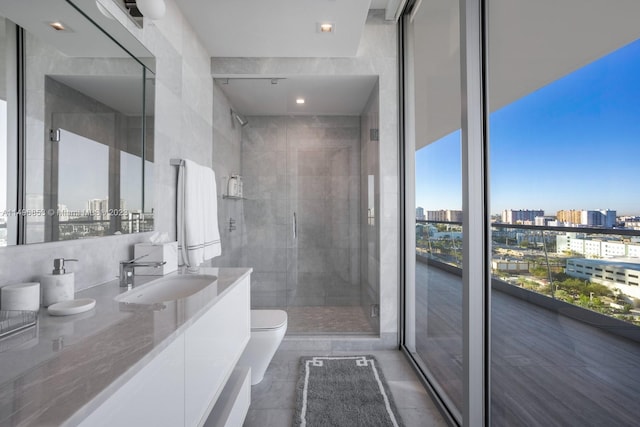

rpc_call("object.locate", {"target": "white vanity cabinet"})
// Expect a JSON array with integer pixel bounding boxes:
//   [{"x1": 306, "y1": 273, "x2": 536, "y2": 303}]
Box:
[
  {"x1": 78, "y1": 335, "x2": 186, "y2": 427},
  {"x1": 185, "y1": 275, "x2": 250, "y2": 426},
  {"x1": 78, "y1": 275, "x2": 250, "y2": 427}
]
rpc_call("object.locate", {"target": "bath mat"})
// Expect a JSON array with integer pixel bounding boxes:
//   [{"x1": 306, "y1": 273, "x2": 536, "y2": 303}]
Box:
[{"x1": 294, "y1": 355, "x2": 404, "y2": 427}]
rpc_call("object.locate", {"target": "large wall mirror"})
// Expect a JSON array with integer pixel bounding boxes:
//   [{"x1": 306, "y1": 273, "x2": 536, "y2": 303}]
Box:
[{"x1": 0, "y1": 0, "x2": 155, "y2": 246}]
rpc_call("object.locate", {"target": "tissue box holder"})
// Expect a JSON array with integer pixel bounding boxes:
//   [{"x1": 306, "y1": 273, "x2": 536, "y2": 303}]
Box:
[{"x1": 134, "y1": 242, "x2": 178, "y2": 275}]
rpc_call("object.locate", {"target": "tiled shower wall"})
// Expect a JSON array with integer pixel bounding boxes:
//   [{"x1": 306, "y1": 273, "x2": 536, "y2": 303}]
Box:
[
  {"x1": 242, "y1": 116, "x2": 362, "y2": 308},
  {"x1": 208, "y1": 81, "x2": 245, "y2": 268}
]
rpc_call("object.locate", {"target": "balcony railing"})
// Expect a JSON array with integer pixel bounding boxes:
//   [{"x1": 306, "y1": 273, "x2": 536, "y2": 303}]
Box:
[
  {"x1": 416, "y1": 220, "x2": 640, "y2": 329},
  {"x1": 57, "y1": 215, "x2": 154, "y2": 240}
]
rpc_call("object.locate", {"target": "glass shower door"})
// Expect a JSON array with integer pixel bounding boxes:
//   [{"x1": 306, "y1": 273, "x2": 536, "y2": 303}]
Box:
[
  {"x1": 239, "y1": 108, "x2": 379, "y2": 335},
  {"x1": 285, "y1": 116, "x2": 375, "y2": 335}
]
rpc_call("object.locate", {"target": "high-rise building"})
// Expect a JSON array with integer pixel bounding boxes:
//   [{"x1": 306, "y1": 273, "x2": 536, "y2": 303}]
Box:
[
  {"x1": 557, "y1": 209, "x2": 616, "y2": 228},
  {"x1": 501, "y1": 209, "x2": 544, "y2": 224},
  {"x1": 416, "y1": 207, "x2": 425, "y2": 221},
  {"x1": 87, "y1": 198, "x2": 109, "y2": 221},
  {"x1": 427, "y1": 209, "x2": 463, "y2": 222},
  {"x1": 557, "y1": 209, "x2": 582, "y2": 224}
]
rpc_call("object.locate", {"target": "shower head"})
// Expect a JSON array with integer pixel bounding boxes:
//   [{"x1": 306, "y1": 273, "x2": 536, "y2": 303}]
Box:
[{"x1": 230, "y1": 109, "x2": 248, "y2": 127}]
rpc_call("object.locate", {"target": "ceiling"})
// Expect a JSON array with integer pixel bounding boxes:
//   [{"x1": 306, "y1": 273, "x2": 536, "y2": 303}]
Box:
[
  {"x1": 175, "y1": 0, "x2": 374, "y2": 58},
  {"x1": 216, "y1": 76, "x2": 378, "y2": 116},
  {"x1": 0, "y1": 0, "x2": 153, "y2": 61},
  {"x1": 0, "y1": 0, "x2": 127, "y2": 58},
  {"x1": 173, "y1": 0, "x2": 390, "y2": 116}
]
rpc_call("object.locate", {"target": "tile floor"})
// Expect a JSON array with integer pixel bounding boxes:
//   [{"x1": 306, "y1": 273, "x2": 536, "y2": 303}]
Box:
[
  {"x1": 285, "y1": 306, "x2": 377, "y2": 335},
  {"x1": 243, "y1": 348, "x2": 448, "y2": 427}
]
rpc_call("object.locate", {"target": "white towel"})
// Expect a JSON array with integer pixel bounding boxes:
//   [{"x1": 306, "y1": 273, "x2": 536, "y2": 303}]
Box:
[{"x1": 177, "y1": 159, "x2": 221, "y2": 267}]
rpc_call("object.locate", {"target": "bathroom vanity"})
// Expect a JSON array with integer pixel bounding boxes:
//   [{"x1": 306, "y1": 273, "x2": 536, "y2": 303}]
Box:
[{"x1": 0, "y1": 268, "x2": 252, "y2": 427}]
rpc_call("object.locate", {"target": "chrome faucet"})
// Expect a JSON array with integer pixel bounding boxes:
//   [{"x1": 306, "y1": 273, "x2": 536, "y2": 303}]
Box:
[{"x1": 119, "y1": 255, "x2": 166, "y2": 288}]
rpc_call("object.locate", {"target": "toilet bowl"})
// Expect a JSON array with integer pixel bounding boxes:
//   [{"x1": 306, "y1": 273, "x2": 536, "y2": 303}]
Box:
[{"x1": 238, "y1": 309, "x2": 287, "y2": 385}]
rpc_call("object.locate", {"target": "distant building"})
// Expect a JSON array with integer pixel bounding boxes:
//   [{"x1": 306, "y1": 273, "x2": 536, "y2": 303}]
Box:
[
  {"x1": 427, "y1": 210, "x2": 463, "y2": 223},
  {"x1": 535, "y1": 216, "x2": 555, "y2": 226},
  {"x1": 492, "y1": 260, "x2": 530, "y2": 272},
  {"x1": 556, "y1": 233, "x2": 640, "y2": 258},
  {"x1": 620, "y1": 216, "x2": 640, "y2": 230},
  {"x1": 416, "y1": 207, "x2": 425, "y2": 221},
  {"x1": 565, "y1": 258, "x2": 640, "y2": 299},
  {"x1": 625, "y1": 221, "x2": 640, "y2": 230},
  {"x1": 502, "y1": 209, "x2": 544, "y2": 225},
  {"x1": 87, "y1": 198, "x2": 109, "y2": 221},
  {"x1": 556, "y1": 209, "x2": 616, "y2": 228},
  {"x1": 557, "y1": 210, "x2": 582, "y2": 224},
  {"x1": 583, "y1": 210, "x2": 616, "y2": 228}
]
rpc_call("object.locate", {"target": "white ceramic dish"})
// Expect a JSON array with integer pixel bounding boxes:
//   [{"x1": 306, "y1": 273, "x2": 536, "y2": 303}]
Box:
[{"x1": 48, "y1": 298, "x2": 96, "y2": 316}]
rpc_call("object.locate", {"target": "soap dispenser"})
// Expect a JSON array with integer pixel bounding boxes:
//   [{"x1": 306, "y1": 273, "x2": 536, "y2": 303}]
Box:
[{"x1": 41, "y1": 258, "x2": 78, "y2": 307}]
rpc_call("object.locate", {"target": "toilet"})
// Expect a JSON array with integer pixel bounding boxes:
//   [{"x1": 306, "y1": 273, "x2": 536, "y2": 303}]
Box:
[{"x1": 238, "y1": 309, "x2": 288, "y2": 385}]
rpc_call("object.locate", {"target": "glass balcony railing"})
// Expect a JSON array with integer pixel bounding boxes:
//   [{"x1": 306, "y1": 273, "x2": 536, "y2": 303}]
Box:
[
  {"x1": 57, "y1": 214, "x2": 154, "y2": 241},
  {"x1": 416, "y1": 220, "x2": 640, "y2": 327}
]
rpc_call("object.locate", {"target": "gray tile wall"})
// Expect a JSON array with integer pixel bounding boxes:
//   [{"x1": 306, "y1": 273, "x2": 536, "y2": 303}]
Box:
[
  {"x1": 0, "y1": 0, "x2": 215, "y2": 291},
  {"x1": 242, "y1": 116, "x2": 362, "y2": 308},
  {"x1": 209, "y1": 81, "x2": 246, "y2": 268}
]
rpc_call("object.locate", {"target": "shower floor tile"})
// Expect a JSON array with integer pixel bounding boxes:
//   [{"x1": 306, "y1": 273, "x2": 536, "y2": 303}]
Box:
[{"x1": 285, "y1": 306, "x2": 377, "y2": 335}]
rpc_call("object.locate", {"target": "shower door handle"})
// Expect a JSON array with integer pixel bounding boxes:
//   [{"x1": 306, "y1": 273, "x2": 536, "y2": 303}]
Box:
[{"x1": 293, "y1": 212, "x2": 297, "y2": 239}]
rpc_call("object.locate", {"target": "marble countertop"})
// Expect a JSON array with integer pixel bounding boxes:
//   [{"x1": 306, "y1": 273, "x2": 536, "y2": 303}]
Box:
[{"x1": 0, "y1": 267, "x2": 252, "y2": 427}]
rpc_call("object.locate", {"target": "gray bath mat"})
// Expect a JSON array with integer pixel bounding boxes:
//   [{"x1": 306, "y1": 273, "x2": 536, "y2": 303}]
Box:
[{"x1": 293, "y1": 355, "x2": 404, "y2": 427}]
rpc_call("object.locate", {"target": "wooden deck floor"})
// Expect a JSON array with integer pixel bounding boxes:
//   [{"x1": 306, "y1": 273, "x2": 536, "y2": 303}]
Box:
[{"x1": 415, "y1": 262, "x2": 640, "y2": 426}]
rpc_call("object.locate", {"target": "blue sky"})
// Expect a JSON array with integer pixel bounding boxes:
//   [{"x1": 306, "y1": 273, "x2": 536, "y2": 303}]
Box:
[{"x1": 416, "y1": 38, "x2": 640, "y2": 216}]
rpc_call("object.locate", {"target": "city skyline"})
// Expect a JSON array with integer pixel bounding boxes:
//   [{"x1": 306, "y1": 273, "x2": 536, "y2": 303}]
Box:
[{"x1": 416, "y1": 37, "x2": 640, "y2": 216}]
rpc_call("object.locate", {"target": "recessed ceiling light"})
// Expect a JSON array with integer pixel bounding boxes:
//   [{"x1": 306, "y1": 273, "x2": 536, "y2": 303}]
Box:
[
  {"x1": 317, "y1": 22, "x2": 334, "y2": 33},
  {"x1": 49, "y1": 22, "x2": 67, "y2": 31},
  {"x1": 296, "y1": 98, "x2": 305, "y2": 105}
]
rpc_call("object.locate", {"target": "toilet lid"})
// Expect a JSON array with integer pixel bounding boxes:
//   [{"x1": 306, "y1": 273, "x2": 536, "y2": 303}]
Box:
[{"x1": 251, "y1": 310, "x2": 287, "y2": 331}]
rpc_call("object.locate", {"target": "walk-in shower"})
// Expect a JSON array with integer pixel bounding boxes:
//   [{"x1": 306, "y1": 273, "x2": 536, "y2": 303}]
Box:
[{"x1": 215, "y1": 76, "x2": 380, "y2": 335}]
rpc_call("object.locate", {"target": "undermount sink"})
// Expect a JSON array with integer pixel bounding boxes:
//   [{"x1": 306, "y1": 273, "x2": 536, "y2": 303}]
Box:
[{"x1": 115, "y1": 275, "x2": 217, "y2": 305}]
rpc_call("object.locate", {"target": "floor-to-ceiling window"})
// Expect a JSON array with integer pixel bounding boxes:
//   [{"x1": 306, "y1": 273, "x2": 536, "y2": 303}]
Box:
[
  {"x1": 402, "y1": 0, "x2": 640, "y2": 425},
  {"x1": 488, "y1": 1, "x2": 640, "y2": 425},
  {"x1": 402, "y1": 0, "x2": 466, "y2": 423}
]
